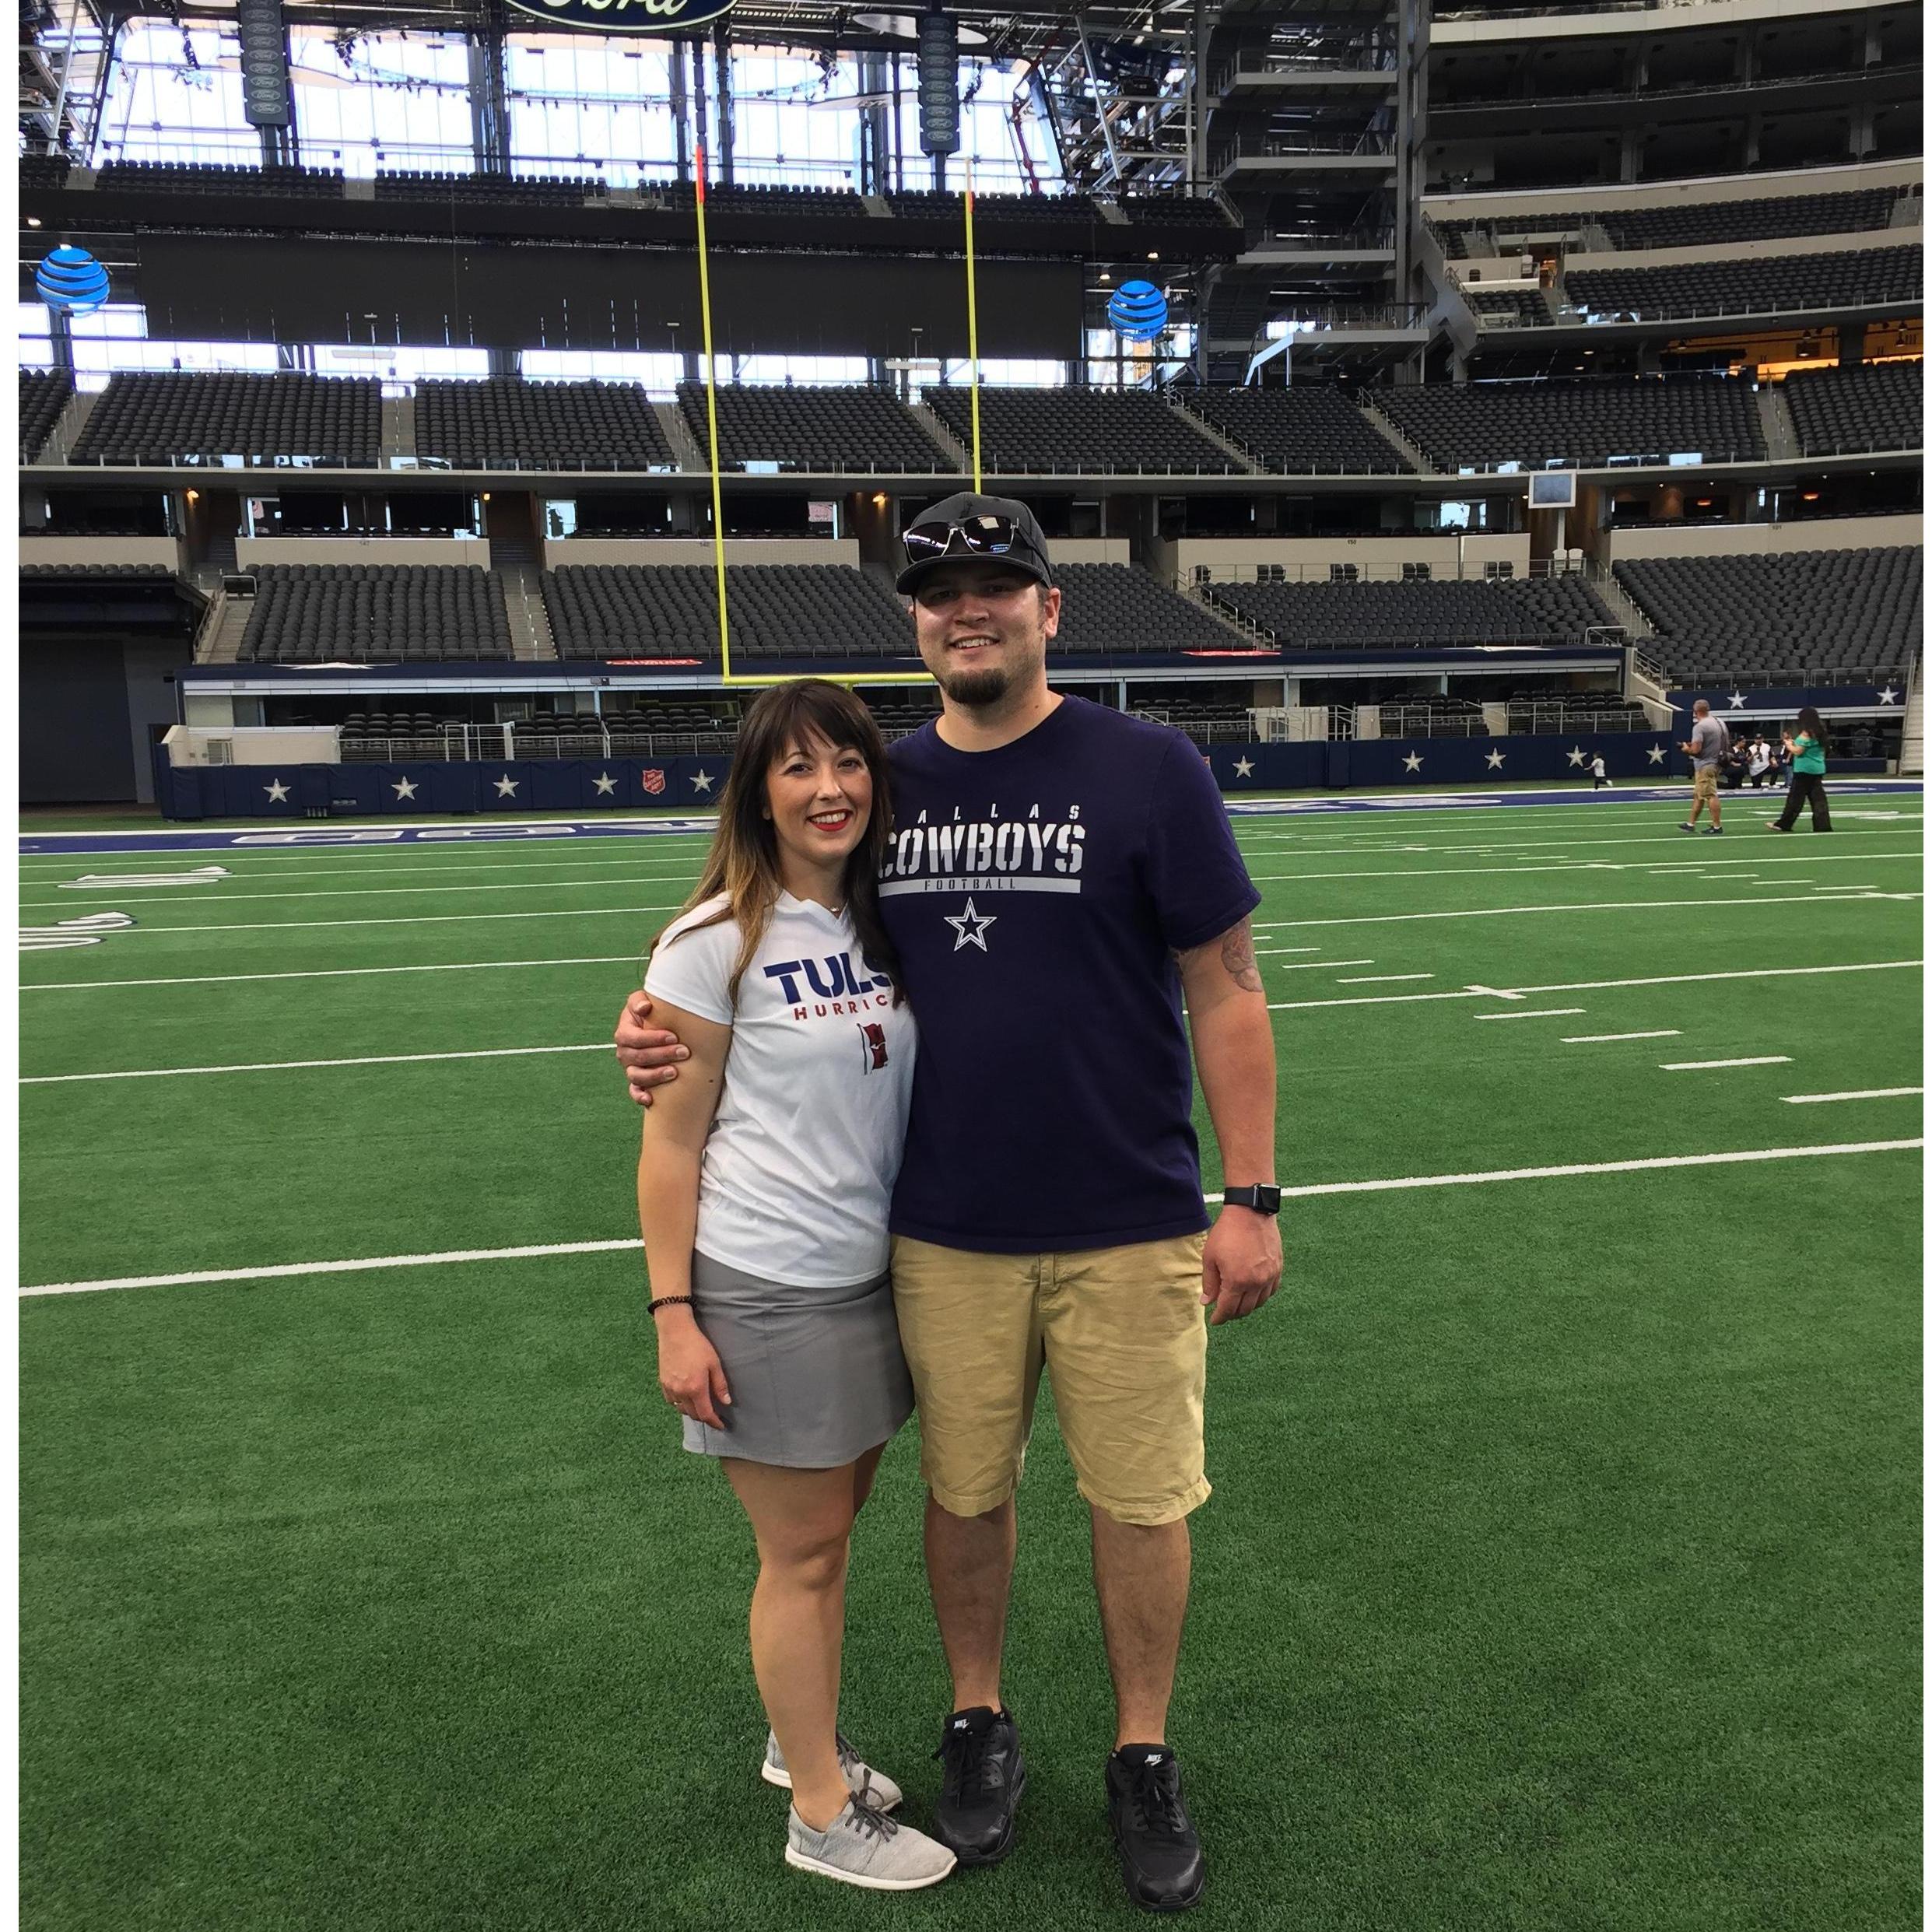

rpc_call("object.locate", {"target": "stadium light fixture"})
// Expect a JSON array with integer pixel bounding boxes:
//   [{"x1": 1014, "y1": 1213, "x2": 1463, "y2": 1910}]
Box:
[{"x1": 26, "y1": 216, "x2": 40, "y2": 228}]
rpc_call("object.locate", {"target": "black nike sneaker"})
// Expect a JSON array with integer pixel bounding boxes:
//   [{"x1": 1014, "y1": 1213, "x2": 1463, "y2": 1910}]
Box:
[
  {"x1": 1106, "y1": 1743, "x2": 1205, "y2": 1913},
  {"x1": 931, "y1": 1705, "x2": 1026, "y2": 1865}
]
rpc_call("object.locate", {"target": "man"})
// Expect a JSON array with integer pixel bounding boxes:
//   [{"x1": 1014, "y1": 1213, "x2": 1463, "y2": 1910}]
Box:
[
  {"x1": 1588, "y1": 752, "x2": 1611, "y2": 791},
  {"x1": 616, "y1": 493, "x2": 1282, "y2": 1913},
  {"x1": 1677, "y1": 699, "x2": 1729, "y2": 834}
]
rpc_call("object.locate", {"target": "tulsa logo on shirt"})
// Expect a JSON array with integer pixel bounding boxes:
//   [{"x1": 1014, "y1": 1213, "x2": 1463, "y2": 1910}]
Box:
[{"x1": 762, "y1": 949, "x2": 895, "y2": 1025}]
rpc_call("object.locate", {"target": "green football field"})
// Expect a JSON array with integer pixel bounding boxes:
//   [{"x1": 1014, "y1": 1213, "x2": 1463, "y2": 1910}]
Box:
[{"x1": 19, "y1": 787, "x2": 1924, "y2": 1932}]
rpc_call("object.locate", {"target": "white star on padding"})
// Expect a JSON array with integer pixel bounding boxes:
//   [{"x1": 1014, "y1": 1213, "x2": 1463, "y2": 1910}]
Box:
[
  {"x1": 494, "y1": 774, "x2": 519, "y2": 798},
  {"x1": 592, "y1": 773, "x2": 618, "y2": 796},
  {"x1": 945, "y1": 896, "x2": 997, "y2": 952},
  {"x1": 392, "y1": 777, "x2": 418, "y2": 800},
  {"x1": 690, "y1": 770, "x2": 715, "y2": 794},
  {"x1": 1646, "y1": 745, "x2": 1666, "y2": 765},
  {"x1": 263, "y1": 778, "x2": 289, "y2": 802},
  {"x1": 1401, "y1": 752, "x2": 1423, "y2": 773},
  {"x1": 1727, "y1": 692, "x2": 1747, "y2": 709},
  {"x1": 1878, "y1": 684, "x2": 1900, "y2": 706},
  {"x1": 1566, "y1": 747, "x2": 1587, "y2": 768},
  {"x1": 1484, "y1": 749, "x2": 1506, "y2": 770},
  {"x1": 1232, "y1": 756, "x2": 1255, "y2": 779}
]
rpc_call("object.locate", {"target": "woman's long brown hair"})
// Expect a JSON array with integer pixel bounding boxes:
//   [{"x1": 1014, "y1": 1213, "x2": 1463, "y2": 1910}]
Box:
[{"x1": 648, "y1": 679, "x2": 903, "y2": 1007}]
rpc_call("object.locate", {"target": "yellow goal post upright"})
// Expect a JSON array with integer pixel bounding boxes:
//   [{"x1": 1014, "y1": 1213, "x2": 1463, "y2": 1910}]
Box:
[{"x1": 689, "y1": 143, "x2": 983, "y2": 693}]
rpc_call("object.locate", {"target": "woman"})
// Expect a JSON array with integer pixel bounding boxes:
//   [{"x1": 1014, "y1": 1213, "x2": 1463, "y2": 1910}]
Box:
[
  {"x1": 1771, "y1": 706, "x2": 1832, "y2": 833},
  {"x1": 636, "y1": 679, "x2": 955, "y2": 1892}
]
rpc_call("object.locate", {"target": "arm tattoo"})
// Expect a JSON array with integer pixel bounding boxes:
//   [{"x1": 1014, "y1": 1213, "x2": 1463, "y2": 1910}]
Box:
[{"x1": 1218, "y1": 917, "x2": 1263, "y2": 994}]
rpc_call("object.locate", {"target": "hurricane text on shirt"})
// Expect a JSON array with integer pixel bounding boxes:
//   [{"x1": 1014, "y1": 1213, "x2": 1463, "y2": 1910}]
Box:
[
  {"x1": 878, "y1": 699, "x2": 1261, "y2": 1255},
  {"x1": 761, "y1": 950, "x2": 897, "y2": 1019}
]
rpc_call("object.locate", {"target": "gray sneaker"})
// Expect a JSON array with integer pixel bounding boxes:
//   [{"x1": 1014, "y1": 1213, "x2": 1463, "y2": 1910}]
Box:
[
  {"x1": 762, "y1": 1730, "x2": 903, "y2": 1812},
  {"x1": 785, "y1": 1797, "x2": 957, "y2": 1892}
]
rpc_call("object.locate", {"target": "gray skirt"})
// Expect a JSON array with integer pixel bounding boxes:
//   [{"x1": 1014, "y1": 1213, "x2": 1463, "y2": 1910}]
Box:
[{"x1": 681, "y1": 1250, "x2": 914, "y2": 1469}]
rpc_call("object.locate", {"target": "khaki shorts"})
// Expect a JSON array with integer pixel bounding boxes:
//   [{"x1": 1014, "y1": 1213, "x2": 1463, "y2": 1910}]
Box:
[
  {"x1": 1692, "y1": 766, "x2": 1719, "y2": 804},
  {"x1": 891, "y1": 1232, "x2": 1210, "y2": 1527}
]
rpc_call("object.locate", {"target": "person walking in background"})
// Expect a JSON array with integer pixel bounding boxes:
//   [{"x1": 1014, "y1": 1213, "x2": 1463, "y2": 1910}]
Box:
[
  {"x1": 1770, "y1": 707, "x2": 1833, "y2": 833},
  {"x1": 635, "y1": 678, "x2": 956, "y2": 1893},
  {"x1": 1589, "y1": 752, "x2": 1611, "y2": 790},
  {"x1": 1678, "y1": 699, "x2": 1729, "y2": 834}
]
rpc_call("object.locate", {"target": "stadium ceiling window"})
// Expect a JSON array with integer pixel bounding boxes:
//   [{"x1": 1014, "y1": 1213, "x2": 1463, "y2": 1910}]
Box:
[
  {"x1": 506, "y1": 33, "x2": 677, "y2": 187},
  {"x1": 93, "y1": 22, "x2": 256, "y2": 165},
  {"x1": 294, "y1": 29, "x2": 474, "y2": 177}
]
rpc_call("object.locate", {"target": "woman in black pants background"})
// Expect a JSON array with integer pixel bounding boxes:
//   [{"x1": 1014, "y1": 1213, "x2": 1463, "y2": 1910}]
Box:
[{"x1": 1771, "y1": 706, "x2": 1832, "y2": 833}]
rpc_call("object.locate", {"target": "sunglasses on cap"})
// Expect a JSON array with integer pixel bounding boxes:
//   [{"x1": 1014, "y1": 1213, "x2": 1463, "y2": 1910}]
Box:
[{"x1": 901, "y1": 514, "x2": 1023, "y2": 563}]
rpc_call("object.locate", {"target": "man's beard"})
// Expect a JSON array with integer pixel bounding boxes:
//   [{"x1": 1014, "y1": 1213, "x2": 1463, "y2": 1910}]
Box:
[{"x1": 938, "y1": 663, "x2": 1012, "y2": 707}]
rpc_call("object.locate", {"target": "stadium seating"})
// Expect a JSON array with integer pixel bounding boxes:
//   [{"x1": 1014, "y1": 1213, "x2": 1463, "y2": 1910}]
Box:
[
  {"x1": 1204, "y1": 573, "x2": 1616, "y2": 648},
  {"x1": 1180, "y1": 387, "x2": 1411, "y2": 475},
  {"x1": 1569, "y1": 246, "x2": 1922, "y2": 321},
  {"x1": 235, "y1": 564, "x2": 513, "y2": 661},
  {"x1": 885, "y1": 189, "x2": 1093, "y2": 223},
  {"x1": 373, "y1": 169, "x2": 602, "y2": 204},
  {"x1": 95, "y1": 160, "x2": 343, "y2": 198},
  {"x1": 1050, "y1": 565, "x2": 1254, "y2": 654},
  {"x1": 19, "y1": 153, "x2": 70, "y2": 192},
  {"x1": 541, "y1": 564, "x2": 913, "y2": 661},
  {"x1": 1435, "y1": 189, "x2": 1903, "y2": 257},
  {"x1": 70, "y1": 372, "x2": 381, "y2": 468},
  {"x1": 920, "y1": 387, "x2": 1243, "y2": 474},
  {"x1": 674, "y1": 383, "x2": 953, "y2": 473},
  {"x1": 1376, "y1": 377, "x2": 1765, "y2": 469},
  {"x1": 1779, "y1": 362, "x2": 1923, "y2": 455},
  {"x1": 1470, "y1": 288, "x2": 1552, "y2": 326},
  {"x1": 416, "y1": 379, "x2": 676, "y2": 471},
  {"x1": 651, "y1": 181, "x2": 867, "y2": 216},
  {"x1": 20, "y1": 369, "x2": 72, "y2": 461},
  {"x1": 1615, "y1": 546, "x2": 1921, "y2": 682}
]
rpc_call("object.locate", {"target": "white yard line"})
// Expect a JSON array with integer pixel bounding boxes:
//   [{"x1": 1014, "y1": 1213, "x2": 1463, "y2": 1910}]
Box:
[
  {"x1": 1472, "y1": 1008, "x2": 1587, "y2": 1021},
  {"x1": 21, "y1": 955, "x2": 643, "y2": 993},
  {"x1": 1661, "y1": 1057, "x2": 1794, "y2": 1071},
  {"x1": 20, "y1": 1043, "x2": 612, "y2": 1086},
  {"x1": 1248, "y1": 850, "x2": 1916, "y2": 889},
  {"x1": 18, "y1": 871, "x2": 693, "y2": 910},
  {"x1": 1562, "y1": 1030, "x2": 1682, "y2": 1043},
  {"x1": 1337, "y1": 973, "x2": 1433, "y2": 984},
  {"x1": 1272, "y1": 958, "x2": 1373, "y2": 972},
  {"x1": 26, "y1": 1138, "x2": 1920, "y2": 1299},
  {"x1": 1255, "y1": 945, "x2": 1324, "y2": 954},
  {"x1": 19, "y1": 851, "x2": 703, "y2": 887},
  {"x1": 1251, "y1": 891, "x2": 1918, "y2": 932},
  {"x1": 1267, "y1": 958, "x2": 1923, "y2": 1015},
  {"x1": 29, "y1": 952, "x2": 1920, "y2": 1004},
  {"x1": 1781, "y1": 1087, "x2": 1923, "y2": 1105},
  {"x1": 111, "y1": 903, "x2": 683, "y2": 937}
]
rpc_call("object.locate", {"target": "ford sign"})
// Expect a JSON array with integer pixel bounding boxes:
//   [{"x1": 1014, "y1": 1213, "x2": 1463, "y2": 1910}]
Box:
[{"x1": 502, "y1": 0, "x2": 735, "y2": 27}]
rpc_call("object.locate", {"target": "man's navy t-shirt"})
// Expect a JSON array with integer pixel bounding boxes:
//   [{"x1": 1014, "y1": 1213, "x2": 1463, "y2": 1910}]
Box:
[{"x1": 879, "y1": 696, "x2": 1261, "y2": 1254}]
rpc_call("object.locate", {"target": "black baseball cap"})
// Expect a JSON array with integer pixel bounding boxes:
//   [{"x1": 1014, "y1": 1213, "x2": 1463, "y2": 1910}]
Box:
[{"x1": 896, "y1": 492, "x2": 1054, "y2": 596}]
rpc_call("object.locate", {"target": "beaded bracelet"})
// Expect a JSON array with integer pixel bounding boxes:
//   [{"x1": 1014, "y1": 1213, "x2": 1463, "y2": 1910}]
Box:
[{"x1": 647, "y1": 1294, "x2": 695, "y2": 1316}]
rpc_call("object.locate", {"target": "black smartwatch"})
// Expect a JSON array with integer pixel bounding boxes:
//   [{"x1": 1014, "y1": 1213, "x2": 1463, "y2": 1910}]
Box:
[{"x1": 1222, "y1": 1184, "x2": 1282, "y2": 1216}]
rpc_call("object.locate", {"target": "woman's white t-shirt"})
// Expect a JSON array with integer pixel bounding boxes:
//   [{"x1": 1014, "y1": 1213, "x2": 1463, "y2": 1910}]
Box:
[{"x1": 643, "y1": 892, "x2": 916, "y2": 1288}]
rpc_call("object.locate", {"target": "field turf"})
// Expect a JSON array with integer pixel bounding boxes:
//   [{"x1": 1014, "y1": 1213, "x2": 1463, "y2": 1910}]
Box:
[{"x1": 19, "y1": 787, "x2": 1923, "y2": 1931}]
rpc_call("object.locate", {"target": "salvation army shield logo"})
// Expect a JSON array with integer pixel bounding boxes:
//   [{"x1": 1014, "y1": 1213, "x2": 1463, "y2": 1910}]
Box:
[{"x1": 641, "y1": 768, "x2": 667, "y2": 796}]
